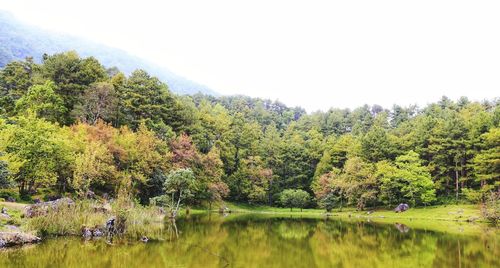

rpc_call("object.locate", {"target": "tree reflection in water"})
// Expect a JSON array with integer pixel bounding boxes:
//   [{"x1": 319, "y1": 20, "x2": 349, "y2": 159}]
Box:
[{"x1": 0, "y1": 214, "x2": 498, "y2": 268}]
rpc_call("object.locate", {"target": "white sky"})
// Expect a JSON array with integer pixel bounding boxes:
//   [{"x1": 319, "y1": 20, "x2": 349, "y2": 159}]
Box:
[{"x1": 1, "y1": 0, "x2": 499, "y2": 112}]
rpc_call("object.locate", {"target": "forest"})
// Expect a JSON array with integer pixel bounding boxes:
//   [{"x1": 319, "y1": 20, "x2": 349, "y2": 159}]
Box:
[{"x1": 0, "y1": 51, "x2": 498, "y2": 212}]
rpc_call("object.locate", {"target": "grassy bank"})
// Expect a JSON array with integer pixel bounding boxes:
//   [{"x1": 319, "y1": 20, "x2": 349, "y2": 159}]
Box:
[
  {"x1": 219, "y1": 202, "x2": 499, "y2": 236},
  {"x1": 0, "y1": 200, "x2": 166, "y2": 240},
  {"x1": 223, "y1": 202, "x2": 484, "y2": 222}
]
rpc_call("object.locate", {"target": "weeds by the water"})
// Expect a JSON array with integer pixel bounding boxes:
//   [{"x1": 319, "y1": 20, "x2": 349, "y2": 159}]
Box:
[
  {"x1": 26, "y1": 201, "x2": 109, "y2": 236},
  {"x1": 26, "y1": 199, "x2": 166, "y2": 239}
]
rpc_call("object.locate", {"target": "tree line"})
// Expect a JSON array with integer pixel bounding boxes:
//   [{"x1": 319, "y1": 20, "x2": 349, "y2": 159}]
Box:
[{"x1": 0, "y1": 51, "x2": 498, "y2": 210}]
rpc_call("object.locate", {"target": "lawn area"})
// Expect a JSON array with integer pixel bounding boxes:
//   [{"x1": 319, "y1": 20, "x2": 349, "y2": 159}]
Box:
[
  {"x1": 220, "y1": 202, "x2": 495, "y2": 236},
  {"x1": 0, "y1": 201, "x2": 27, "y2": 231},
  {"x1": 224, "y1": 202, "x2": 483, "y2": 222}
]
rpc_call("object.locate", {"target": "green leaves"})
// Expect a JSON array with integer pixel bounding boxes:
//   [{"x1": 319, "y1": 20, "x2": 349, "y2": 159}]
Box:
[
  {"x1": 377, "y1": 151, "x2": 436, "y2": 206},
  {"x1": 279, "y1": 189, "x2": 310, "y2": 211},
  {"x1": 15, "y1": 80, "x2": 66, "y2": 122}
]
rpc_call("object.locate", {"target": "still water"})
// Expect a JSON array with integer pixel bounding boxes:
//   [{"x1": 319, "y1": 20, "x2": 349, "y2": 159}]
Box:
[{"x1": 1, "y1": 213, "x2": 498, "y2": 268}]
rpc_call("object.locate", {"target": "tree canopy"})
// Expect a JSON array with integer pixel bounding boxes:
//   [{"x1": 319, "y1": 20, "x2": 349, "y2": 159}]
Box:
[{"x1": 0, "y1": 52, "x2": 498, "y2": 210}]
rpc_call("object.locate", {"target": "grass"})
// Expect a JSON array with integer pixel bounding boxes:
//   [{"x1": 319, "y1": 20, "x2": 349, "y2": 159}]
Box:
[
  {"x1": 224, "y1": 202, "x2": 484, "y2": 222},
  {"x1": 219, "y1": 202, "x2": 497, "y2": 236},
  {"x1": 0, "y1": 201, "x2": 27, "y2": 231}
]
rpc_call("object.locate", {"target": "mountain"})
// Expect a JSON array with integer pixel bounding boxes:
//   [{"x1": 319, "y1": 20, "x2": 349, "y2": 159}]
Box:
[{"x1": 0, "y1": 10, "x2": 218, "y2": 96}]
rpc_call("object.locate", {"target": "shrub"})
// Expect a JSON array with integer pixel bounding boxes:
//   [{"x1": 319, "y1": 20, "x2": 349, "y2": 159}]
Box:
[{"x1": 481, "y1": 192, "x2": 500, "y2": 224}]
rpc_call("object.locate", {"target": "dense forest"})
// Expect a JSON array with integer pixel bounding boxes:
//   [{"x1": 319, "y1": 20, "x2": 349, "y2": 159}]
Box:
[{"x1": 0, "y1": 51, "x2": 498, "y2": 210}]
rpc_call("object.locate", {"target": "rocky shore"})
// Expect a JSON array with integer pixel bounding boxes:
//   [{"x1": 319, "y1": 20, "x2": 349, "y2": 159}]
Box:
[{"x1": 0, "y1": 232, "x2": 41, "y2": 248}]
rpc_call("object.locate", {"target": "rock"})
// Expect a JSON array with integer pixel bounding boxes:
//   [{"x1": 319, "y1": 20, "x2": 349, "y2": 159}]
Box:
[
  {"x1": 140, "y1": 236, "x2": 148, "y2": 243},
  {"x1": 0, "y1": 232, "x2": 41, "y2": 248},
  {"x1": 25, "y1": 198, "x2": 75, "y2": 218},
  {"x1": 93, "y1": 227, "x2": 104, "y2": 237},
  {"x1": 106, "y1": 217, "x2": 116, "y2": 234},
  {"x1": 1, "y1": 207, "x2": 7, "y2": 214},
  {"x1": 6, "y1": 197, "x2": 15, "y2": 202},
  {"x1": 82, "y1": 227, "x2": 92, "y2": 238},
  {"x1": 85, "y1": 190, "x2": 96, "y2": 199},
  {"x1": 33, "y1": 198, "x2": 41, "y2": 204},
  {"x1": 394, "y1": 203, "x2": 410, "y2": 213}
]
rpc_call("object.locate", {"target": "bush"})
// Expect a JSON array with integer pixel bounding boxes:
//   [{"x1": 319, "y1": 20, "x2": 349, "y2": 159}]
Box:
[
  {"x1": 280, "y1": 189, "x2": 310, "y2": 211},
  {"x1": 481, "y1": 192, "x2": 500, "y2": 224},
  {"x1": 0, "y1": 189, "x2": 19, "y2": 202}
]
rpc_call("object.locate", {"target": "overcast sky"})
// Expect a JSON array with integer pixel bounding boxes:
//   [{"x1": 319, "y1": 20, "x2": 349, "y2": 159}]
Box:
[{"x1": 1, "y1": 0, "x2": 499, "y2": 111}]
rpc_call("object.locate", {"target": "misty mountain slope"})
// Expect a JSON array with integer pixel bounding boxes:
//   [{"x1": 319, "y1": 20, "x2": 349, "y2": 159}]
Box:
[{"x1": 0, "y1": 10, "x2": 218, "y2": 96}]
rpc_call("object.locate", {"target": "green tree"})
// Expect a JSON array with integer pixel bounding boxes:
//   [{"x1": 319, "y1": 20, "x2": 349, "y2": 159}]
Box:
[
  {"x1": 0, "y1": 59, "x2": 36, "y2": 115},
  {"x1": 40, "y1": 51, "x2": 107, "y2": 124},
  {"x1": 15, "y1": 80, "x2": 66, "y2": 122},
  {"x1": 0, "y1": 115, "x2": 72, "y2": 194},
  {"x1": 280, "y1": 189, "x2": 310, "y2": 211},
  {"x1": 470, "y1": 127, "x2": 500, "y2": 199},
  {"x1": 377, "y1": 151, "x2": 436, "y2": 206},
  {"x1": 163, "y1": 168, "x2": 198, "y2": 217},
  {"x1": 0, "y1": 159, "x2": 11, "y2": 188}
]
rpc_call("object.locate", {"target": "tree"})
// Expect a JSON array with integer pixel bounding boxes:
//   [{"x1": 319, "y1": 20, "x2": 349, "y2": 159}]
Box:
[
  {"x1": 377, "y1": 151, "x2": 436, "y2": 206},
  {"x1": 163, "y1": 168, "x2": 197, "y2": 217},
  {"x1": 280, "y1": 189, "x2": 310, "y2": 211},
  {"x1": 15, "y1": 81, "x2": 66, "y2": 122},
  {"x1": 40, "y1": 51, "x2": 107, "y2": 124},
  {"x1": 72, "y1": 139, "x2": 117, "y2": 196},
  {"x1": 0, "y1": 115, "x2": 72, "y2": 194},
  {"x1": 206, "y1": 181, "x2": 229, "y2": 210},
  {"x1": 361, "y1": 124, "x2": 395, "y2": 162},
  {"x1": 0, "y1": 58, "x2": 36, "y2": 115},
  {"x1": 72, "y1": 82, "x2": 118, "y2": 124},
  {"x1": 0, "y1": 159, "x2": 11, "y2": 188},
  {"x1": 341, "y1": 157, "x2": 378, "y2": 210},
  {"x1": 470, "y1": 127, "x2": 500, "y2": 199}
]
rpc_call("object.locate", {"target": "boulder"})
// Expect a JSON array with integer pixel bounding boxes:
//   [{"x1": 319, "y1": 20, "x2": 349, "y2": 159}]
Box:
[
  {"x1": 0, "y1": 232, "x2": 41, "y2": 248},
  {"x1": 25, "y1": 197, "x2": 75, "y2": 218},
  {"x1": 92, "y1": 227, "x2": 104, "y2": 237},
  {"x1": 82, "y1": 225, "x2": 105, "y2": 238},
  {"x1": 394, "y1": 203, "x2": 410, "y2": 213},
  {"x1": 81, "y1": 226, "x2": 92, "y2": 238}
]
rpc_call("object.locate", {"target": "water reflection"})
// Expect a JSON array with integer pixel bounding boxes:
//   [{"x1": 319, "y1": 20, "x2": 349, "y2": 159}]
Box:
[{"x1": 0, "y1": 214, "x2": 498, "y2": 268}]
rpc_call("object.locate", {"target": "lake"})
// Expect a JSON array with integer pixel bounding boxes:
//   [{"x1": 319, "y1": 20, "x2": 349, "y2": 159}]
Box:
[{"x1": 1, "y1": 213, "x2": 498, "y2": 268}]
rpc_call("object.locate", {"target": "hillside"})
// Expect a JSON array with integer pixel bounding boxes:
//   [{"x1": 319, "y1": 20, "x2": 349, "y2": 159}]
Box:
[{"x1": 0, "y1": 10, "x2": 218, "y2": 96}]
